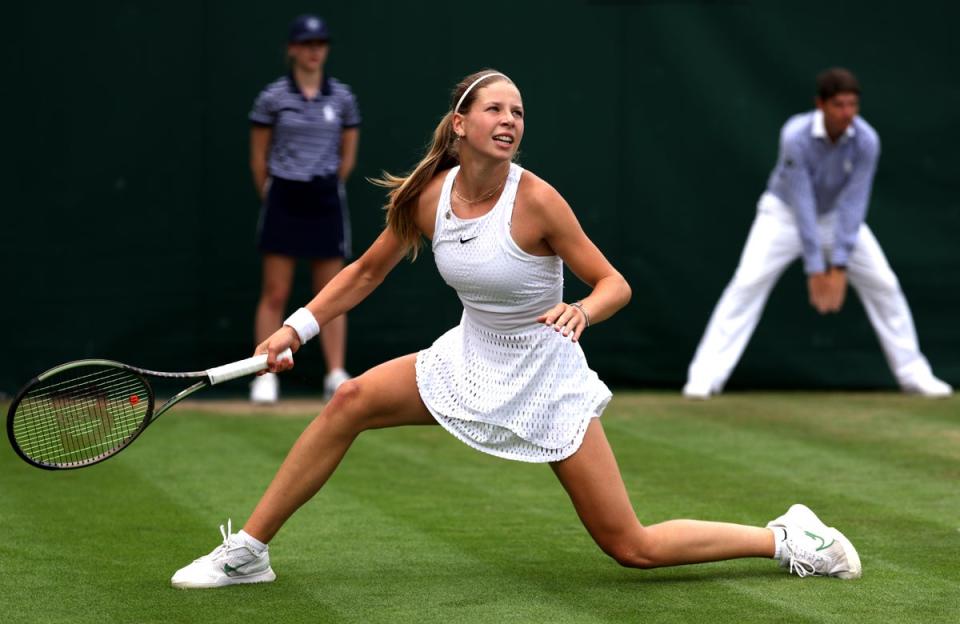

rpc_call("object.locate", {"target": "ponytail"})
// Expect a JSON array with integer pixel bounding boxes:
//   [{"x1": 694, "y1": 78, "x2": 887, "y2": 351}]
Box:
[
  {"x1": 371, "y1": 69, "x2": 511, "y2": 260},
  {"x1": 370, "y1": 112, "x2": 459, "y2": 260}
]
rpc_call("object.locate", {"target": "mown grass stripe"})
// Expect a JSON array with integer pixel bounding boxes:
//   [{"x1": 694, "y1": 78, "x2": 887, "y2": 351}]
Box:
[{"x1": 1, "y1": 393, "x2": 956, "y2": 623}]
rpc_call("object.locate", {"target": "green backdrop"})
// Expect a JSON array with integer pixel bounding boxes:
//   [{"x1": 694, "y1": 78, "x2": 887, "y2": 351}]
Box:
[{"x1": 4, "y1": 1, "x2": 958, "y2": 395}]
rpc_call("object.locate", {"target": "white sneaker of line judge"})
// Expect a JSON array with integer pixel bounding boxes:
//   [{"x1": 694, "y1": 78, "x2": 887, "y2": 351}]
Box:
[
  {"x1": 323, "y1": 368, "x2": 351, "y2": 401},
  {"x1": 901, "y1": 375, "x2": 953, "y2": 398},
  {"x1": 682, "y1": 378, "x2": 713, "y2": 400},
  {"x1": 250, "y1": 372, "x2": 279, "y2": 404}
]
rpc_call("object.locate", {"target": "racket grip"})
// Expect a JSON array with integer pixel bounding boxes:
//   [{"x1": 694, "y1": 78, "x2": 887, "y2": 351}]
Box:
[{"x1": 206, "y1": 348, "x2": 294, "y2": 385}]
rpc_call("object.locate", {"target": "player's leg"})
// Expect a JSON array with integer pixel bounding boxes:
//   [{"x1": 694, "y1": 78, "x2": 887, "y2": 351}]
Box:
[
  {"x1": 551, "y1": 420, "x2": 774, "y2": 567},
  {"x1": 172, "y1": 353, "x2": 435, "y2": 588},
  {"x1": 311, "y1": 257, "x2": 350, "y2": 397},
  {"x1": 552, "y1": 420, "x2": 861, "y2": 578},
  {"x1": 846, "y1": 225, "x2": 951, "y2": 396},
  {"x1": 245, "y1": 353, "x2": 434, "y2": 543},
  {"x1": 684, "y1": 193, "x2": 801, "y2": 397}
]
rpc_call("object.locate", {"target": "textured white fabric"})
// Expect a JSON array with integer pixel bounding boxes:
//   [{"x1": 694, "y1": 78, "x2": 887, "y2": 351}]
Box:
[
  {"x1": 432, "y1": 164, "x2": 564, "y2": 332},
  {"x1": 417, "y1": 164, "x2": 612, "y2": 463}
]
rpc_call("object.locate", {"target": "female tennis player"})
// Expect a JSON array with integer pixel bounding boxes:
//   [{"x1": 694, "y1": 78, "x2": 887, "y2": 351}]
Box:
[{"x1": 171, "y1": 70, "x2": 860, "y2": 588}]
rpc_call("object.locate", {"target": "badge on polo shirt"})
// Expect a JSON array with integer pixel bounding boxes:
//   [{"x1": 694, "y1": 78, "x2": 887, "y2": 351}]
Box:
[{"x1": 323, "y1": 104, "x2": 336, "y2": 123}]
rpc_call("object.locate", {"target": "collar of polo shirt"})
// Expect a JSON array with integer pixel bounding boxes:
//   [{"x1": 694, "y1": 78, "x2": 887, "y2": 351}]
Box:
[
  {"x1": 811, "y1": 109, "x2": 856, "y2": 142},
  {"x1": 286, "y1": 73, "x2": 333, "y2": 98}
]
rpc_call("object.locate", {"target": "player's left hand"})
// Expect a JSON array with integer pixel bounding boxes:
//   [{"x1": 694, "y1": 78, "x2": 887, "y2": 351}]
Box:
[{"x1": 537, "y1": 302, "x2": 588, "y2": 342}]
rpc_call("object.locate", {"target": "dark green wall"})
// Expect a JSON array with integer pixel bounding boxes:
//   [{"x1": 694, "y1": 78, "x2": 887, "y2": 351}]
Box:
[{"x1": 5, "y1": 1, "x2": 958, "y2": 395}]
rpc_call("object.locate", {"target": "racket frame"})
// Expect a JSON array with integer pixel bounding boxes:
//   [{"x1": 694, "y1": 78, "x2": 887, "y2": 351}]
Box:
[{"x1": 6, "y1": 350, "x2": 290, "y2": 470}]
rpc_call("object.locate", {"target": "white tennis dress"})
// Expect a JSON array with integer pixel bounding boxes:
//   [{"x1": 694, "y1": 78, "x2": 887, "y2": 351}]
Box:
[{"x1": 415, "y1": 163, "x2": 612, "y2": 463}]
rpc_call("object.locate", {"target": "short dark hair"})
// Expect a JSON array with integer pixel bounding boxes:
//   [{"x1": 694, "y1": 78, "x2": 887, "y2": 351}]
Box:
[{"x1": 816, "y1": 68, "x2": 861, "y2": 100}]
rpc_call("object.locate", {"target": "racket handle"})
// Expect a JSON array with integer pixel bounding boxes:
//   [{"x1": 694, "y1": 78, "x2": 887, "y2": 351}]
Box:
[{"x1": 206, "y1": 348, "x2": 293, "y2": 385}]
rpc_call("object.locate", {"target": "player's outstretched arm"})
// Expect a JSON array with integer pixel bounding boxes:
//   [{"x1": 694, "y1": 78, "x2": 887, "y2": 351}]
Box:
[{"x1": 259, "y1": 227, "x2": 410, "y2": 368}]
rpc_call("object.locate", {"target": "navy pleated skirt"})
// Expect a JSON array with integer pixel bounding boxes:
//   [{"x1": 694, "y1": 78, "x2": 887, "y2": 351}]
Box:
[{"x1": 256, "y1": 174, "x2": 351, "y2": 259}]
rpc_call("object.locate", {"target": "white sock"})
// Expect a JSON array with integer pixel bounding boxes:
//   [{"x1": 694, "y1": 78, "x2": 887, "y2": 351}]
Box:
[
  {"x1": 238, "y1": 529, "x2": 268, "y2": 554},
  {"x1": 770, "y1": 527, "x2": 787, "y2": 560}
]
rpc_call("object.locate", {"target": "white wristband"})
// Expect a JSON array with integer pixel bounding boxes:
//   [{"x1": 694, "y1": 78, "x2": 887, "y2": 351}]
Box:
[{"x1": 283, "y1": 307, "x2": 320, "y2": 345}]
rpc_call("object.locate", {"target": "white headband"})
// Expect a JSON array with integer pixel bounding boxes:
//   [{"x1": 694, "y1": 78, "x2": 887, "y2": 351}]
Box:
[{"x1": 454, "y1": 72, "x2": 509, "y2": 114}]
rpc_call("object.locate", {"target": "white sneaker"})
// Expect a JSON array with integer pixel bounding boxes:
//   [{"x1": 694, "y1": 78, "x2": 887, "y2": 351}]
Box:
[
  {"x1": 767, "y1": 504, "x2": 862, "y2": 579},
  {"x1": 323, "y1": 368, "x2": 351, "y2": 401},
  {"x1": 902, "y1": 376, "x2": 953, "y2": 398},
  {"x1": 682, "y1": 379, "x2": 712, "y2": 400},
  {"x1": 250, "y1": 372, "x2": 279, "y2": 404},
  {"x1": 171, "y1": 520, "x2": 276, "y2": 589}
]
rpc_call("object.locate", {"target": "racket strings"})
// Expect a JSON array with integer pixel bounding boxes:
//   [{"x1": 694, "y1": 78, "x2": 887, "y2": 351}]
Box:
[
  {"x1": 11, "y1": 365, "x2": 151, "y2": 467},
  {"x1": 16, "y1": 377, "x2": 145, "y2": 456}
]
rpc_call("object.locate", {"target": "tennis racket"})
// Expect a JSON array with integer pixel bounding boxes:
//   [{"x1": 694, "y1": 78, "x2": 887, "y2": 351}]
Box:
[{"x1": 6, "y1": 349, "x2": 292, "y2": 470}]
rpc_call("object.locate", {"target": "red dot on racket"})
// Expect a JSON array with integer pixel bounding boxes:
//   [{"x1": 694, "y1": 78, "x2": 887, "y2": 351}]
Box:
[{"x1": 129, "y1": 395, "x2": 140, "y2": 405}]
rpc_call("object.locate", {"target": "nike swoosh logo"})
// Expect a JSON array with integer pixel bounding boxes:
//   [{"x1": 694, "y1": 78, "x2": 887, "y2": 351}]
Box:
[
  {"x1": 223, "y1": 563, "x2": 244, "y2": 577},
  {"x1": 459, "y1": 236, "x2": 478, "y2": 244},
  {"x1": 804, "y1": 530, "x2": 835, "y2": 551}
]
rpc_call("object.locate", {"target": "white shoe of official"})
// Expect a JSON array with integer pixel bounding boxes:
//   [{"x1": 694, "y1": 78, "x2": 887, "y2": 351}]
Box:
[
  {"x1": 767, "y1": 504, "x2": 862, "y2": 579},
  {"x1": 323, "y1": 368, "x2": 351, "y2": 401},
  {"x1": 171, "y1": 520, "x2": 276, "y2": 589},
  {"x1": 682, "y1": 379, "x2": 712, "y2": 400},
  {"x1": 250, "y1": 372, "x2": 279, "y2": 404},
  {"x1": 901, "y1": 376, "x2": 953, "y2": 398}
]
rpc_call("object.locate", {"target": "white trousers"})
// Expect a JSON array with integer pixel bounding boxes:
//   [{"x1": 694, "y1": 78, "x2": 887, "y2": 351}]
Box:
[{"x1": 686, "y1": 192, "x2": 935, "y2": 391}]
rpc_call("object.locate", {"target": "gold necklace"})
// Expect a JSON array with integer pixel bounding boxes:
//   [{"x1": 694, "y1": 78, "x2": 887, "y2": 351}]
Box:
[{"x1": 452, "y1": 177, "x2": 505, "y2": 204}]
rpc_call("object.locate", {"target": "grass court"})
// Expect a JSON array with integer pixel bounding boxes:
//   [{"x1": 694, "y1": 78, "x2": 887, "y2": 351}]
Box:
[{"x1": 1, "y1": 391, "x2": 957, "y2": 623}]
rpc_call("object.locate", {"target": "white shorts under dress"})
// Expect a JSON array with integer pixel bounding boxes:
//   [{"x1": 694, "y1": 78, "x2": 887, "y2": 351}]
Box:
[{"x1": 415, "y1": 164, "x2": 612, "y2": 463}]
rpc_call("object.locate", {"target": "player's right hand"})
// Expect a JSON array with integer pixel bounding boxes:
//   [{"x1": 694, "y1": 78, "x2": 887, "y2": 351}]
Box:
[{"x1": 255, "y1": 326, "x2": 301, "y2": 373}]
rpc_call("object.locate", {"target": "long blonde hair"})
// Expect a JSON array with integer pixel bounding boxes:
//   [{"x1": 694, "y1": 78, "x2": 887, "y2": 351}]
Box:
[{"x1": 371, "y1": 69, "x2": 513, "y2": 259}]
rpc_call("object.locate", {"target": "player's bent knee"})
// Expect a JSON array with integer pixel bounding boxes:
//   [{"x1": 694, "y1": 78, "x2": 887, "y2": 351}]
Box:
[
  {"x1": 597, "y1": 532, "x2": 659, "y2": 569},
  {"x1": 326, "y1": 378, "x2": 361, "y2": 409},
  {"x1": 322, "y1": 379, "x2": 374, "y2": 433},
  {"x1": 603, "y1": 542, "x2": 657, "y2": 569},
  {"x1": 331, "y1": 379, "x2": 363, "y2": 404}
]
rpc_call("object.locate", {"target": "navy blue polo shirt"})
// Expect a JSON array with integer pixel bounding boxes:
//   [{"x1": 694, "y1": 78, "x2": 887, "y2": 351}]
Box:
[{"x1": 250, "y1": 74, "x2": 361, "y2": 180}]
